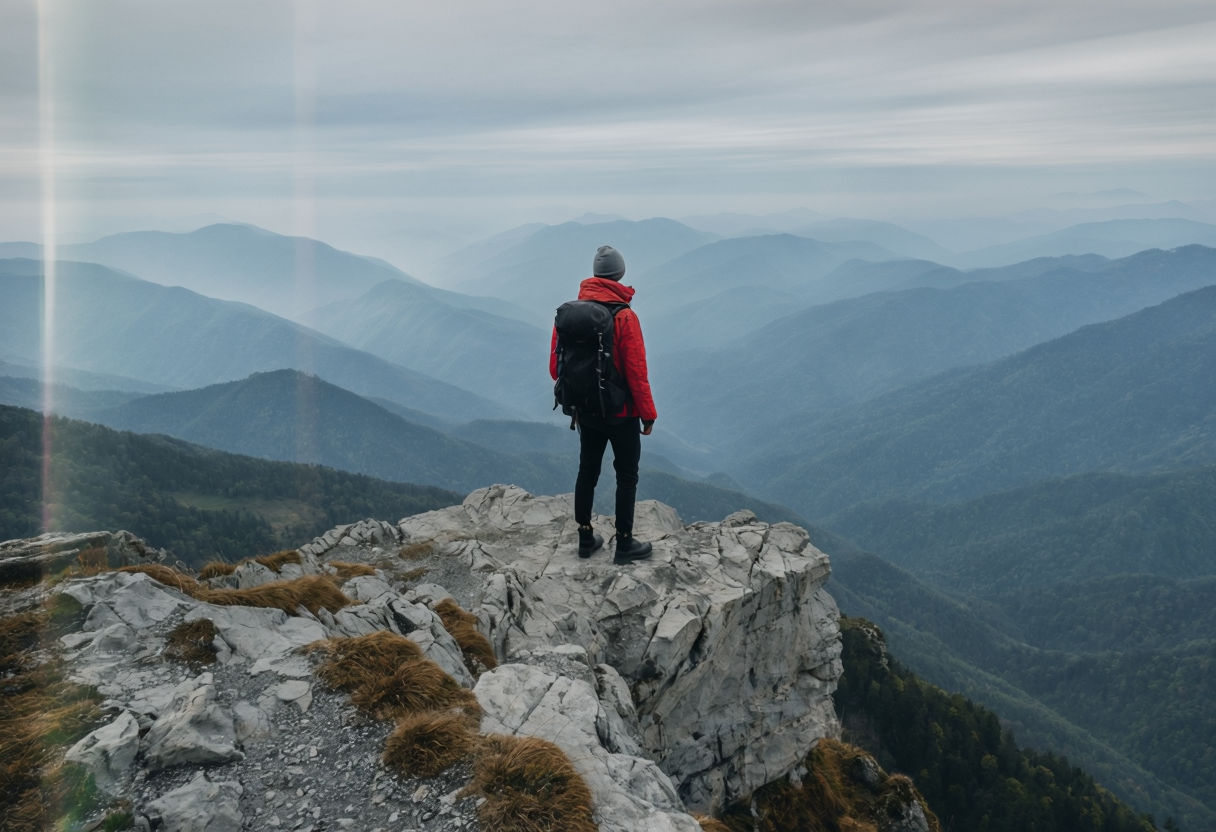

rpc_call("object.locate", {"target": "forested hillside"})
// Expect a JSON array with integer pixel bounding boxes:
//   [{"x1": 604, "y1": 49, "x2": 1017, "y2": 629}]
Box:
[
  {"x1": 817, "y1": 491, "x2": 1216, "y2": 828},
  {"x1": 0, "y1": 405, "x2": 461, "y2": 566},
  {"x1": 834, "y1": 618, "x2": 1164, "y2": 832}
]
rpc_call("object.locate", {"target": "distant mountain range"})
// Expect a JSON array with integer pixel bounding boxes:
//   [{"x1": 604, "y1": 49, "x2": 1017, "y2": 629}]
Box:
[
  {"x1": 659, "y1": 245, "x2": 1216, "y2": 452},
  {"x1": 826, "y1": 466, "x2": 1216, "y2": 594},
  {"x1": 790, "y1": 218, "x2": 954, "y2": 262},
  {"x1": 960, "y1": 217, "x2": 1216, "y2": 267},
  {"x1": 0, "y1": 359, "x2": 173, "y2": 394},
  {"x1": 0, "y1": 369, "x2": 797, "y2": 529},
  {"x1": 744, "y1": 279, "x2": 1216, "y2": 517},
  {"x1": 639, "y1": 233, "x2": 898, "y2": 313},
  {"x1": 300, "y1": 278, "x2": 549, "y2": 415},
  {"x1": 436, "y1": 217, "x2": 717, "y2": 324},
  {"x1": 645, "y1": 250, "x2": 1111, "y2": 353},
  {"x1": 0, "y1": 258, "x2": 510, "y2": 424},
  {"x1": 91, "y1": 369, "x2": 561, "y2": 494},
  {"x1": 0, "y1": 223, "x2": 418, "y2": 320}
]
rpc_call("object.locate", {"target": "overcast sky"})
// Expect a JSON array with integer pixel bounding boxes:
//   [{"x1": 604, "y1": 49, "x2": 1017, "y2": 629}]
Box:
[{"x1": 4, "y1": 0, "x2": 1215, "y2": 269}]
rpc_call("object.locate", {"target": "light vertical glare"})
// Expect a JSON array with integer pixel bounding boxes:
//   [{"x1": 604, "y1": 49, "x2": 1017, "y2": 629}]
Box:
[
  {"x1": 38, "y1": 0, "x2": 57, "y2": 532},
  {"x1": 293, "y1": 0, "x2": 319, "y2": 465}
]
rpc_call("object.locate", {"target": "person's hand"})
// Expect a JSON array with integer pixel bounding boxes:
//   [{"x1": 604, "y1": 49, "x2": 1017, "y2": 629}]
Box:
[{"x1": 641, "y1": 420, "x2": 654, "y2": 435}]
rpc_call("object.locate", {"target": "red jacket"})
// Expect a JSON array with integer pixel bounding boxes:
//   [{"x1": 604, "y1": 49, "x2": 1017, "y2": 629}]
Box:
[{"x1": 550, "y1": 277, "x2": 658, "y2": 422}]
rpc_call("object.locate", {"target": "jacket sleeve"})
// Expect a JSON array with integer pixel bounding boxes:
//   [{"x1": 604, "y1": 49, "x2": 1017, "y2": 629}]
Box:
[
  {"x1": 549, "y1": 327, "x2": 559, "y2": 381},
  {"x1": 614, "y1": 309, "x2": 658, "y2": 421}
]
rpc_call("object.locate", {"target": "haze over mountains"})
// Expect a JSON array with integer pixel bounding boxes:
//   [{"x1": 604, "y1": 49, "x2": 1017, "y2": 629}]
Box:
[
  {"x1": 3, "y1": 204, "x2": 1215, "y2": 827},
  {"x1": 0, "y1": 258, "x2": 510, "y2": 424},
  {"x1": 0, "y1": 223, "x2": 420, "y2": 321},
  {"x1": 743, "y1": 282, "x2": 1216, "y2": 515}
]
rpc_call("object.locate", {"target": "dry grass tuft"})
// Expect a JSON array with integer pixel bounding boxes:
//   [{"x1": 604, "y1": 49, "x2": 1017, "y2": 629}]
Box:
[
  {"x1": 116, "y1": 564, "x2": 200, "y2": 595},
  {"x1": 468, "y1": 734, "x2": 597, "y2": 832},
  {"x1": 198, "y1": 550, "x2": 298, "y2": 581},
  {"x1": 198, "y1": 560, "x2": 238, "y2": 580},
  {"x1": 255, "y1": 549, "x2": 301, "y2": 571},
  {"x1": 164, "y1": 618, "x2": 218, "y2": 666},
  {"x1": 311, "y1": 631, "x2": 481, "y2": 721},
  {"x1": 74, "y1": 545, "x2": 110, "y2": 573},
  {"x1": 0, "y1": 611, "x2": 44, "y2": 674},
  {"x1": 694, "y1": 814, "x2": 732, "y2": 832},
  {"x1": 382, "y1": 709, "x2": 478, "y2": 777},
  {"x1": 0, "y1": 608, "x2": 105, "y2": 831},
  {"x1": 198, "y1": 575, "x2": 351, "y2": 616},
  {"x1": 434, "y1": 598, "x2": 498, "y2": 674},
  {"x1": 107, "y1": 565, "x2": 349, "y2": 618},
  {"x1": 328, "y1": 560, "x2": 377, "y2": 579},
  {"x1": 399, "y1": 540, "x2": 435, "y2": 560}
]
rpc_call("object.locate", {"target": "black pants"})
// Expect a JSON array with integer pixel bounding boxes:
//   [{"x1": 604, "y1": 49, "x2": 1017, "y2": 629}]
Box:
[{"x1": 574, "y1": 415, "x2": 641, "y2": 537}]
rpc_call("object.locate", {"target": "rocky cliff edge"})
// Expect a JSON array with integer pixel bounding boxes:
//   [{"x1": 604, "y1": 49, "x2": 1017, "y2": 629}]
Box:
[{"x1": 10, "y1": 484, "x2": 843, "y2": 831}]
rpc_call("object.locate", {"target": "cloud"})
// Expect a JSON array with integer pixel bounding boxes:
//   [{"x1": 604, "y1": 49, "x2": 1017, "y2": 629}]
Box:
[{"x1": 3, "y1": 0, "x2": 1214, "y2": 252}]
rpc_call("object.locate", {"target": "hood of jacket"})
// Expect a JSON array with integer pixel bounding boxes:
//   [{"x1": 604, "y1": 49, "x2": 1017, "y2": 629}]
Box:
[{"x1": 577, "y1": 277, "x2": 635, "y2": 305}]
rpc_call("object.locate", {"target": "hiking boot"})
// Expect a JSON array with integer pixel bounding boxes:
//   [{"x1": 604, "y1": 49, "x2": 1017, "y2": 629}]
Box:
[
  {"x1": 578, "y1": 525, "x2": 604, "y2": 558},
  {"x1": 613, "y1": 534, "x2": 652, "y2": 564}
]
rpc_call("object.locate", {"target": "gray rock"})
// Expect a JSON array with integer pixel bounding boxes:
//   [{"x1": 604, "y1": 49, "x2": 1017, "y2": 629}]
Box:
[
  {"x1": 342, "y1": 575, "x2": 395, "y2": 603},
  {"x1": 272, "y1": 679, "x2": 313, "y2": 712},
  {"x1": 144, "y1": 772, "x2": 243, "y2": 832},
  {"x1": 82, "y1": 601, "x2": 125, "y2": 632},
  {"x1": 188, "y1": 605, "x2": 323, "y2": 675},
  {"x1": 33, "y1": 487, "x2": 845, "y2": 830},
  {"x1": 65, "y1": 710, "x2": 140, "y2": 795},
  {"x1": 143, "y1": 673, "x2": 244, "y2": 771},
  {"x1": 0, "y1": 529, "x2": 169, "y2": 583},
  {"x1": 402, "y1": 485, "x2": 843, "y2": 813},
  {"x1": 232, "y1": 700, "x2": 275, "y2": 742},
  {"x1": 476, "y1": 663, "x2": 700, "y2": 832},
  {"x1": 234, "y1": 560, "x2": 277, "y2": 588}
]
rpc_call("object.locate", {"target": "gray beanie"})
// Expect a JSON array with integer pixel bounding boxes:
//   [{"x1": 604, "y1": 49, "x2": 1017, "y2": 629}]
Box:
[{"x1": 592, "y1": 245, "x2": 626, "y2": 281}]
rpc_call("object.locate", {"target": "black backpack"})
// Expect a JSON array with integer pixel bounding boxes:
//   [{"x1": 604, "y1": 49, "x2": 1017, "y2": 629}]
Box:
[{"x1": 553, "y1": 300, "x2": 630, "y2": 425}]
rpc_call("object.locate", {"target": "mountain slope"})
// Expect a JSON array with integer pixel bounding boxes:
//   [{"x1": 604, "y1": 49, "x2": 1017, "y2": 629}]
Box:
[
  {"x1": 0, "y1": 359, "x2": 174, "y2": 393},
  {"x1": 44, "y1": 223, "x2": 420, "y2": 320},
  {"x1": 640, "y1": 233, "x2": 898, "y2": 314},
  {"x1": 0, "y1": 258, "x2": 511, "y2": 423},
  {"x1": 792, "y1": 217, "x2": 954, "y2": 262},
  {"x1": 299, "y1": 279, "x2": 549, "y2": 414},
  {"x1": 73, "y1": 369, "x2": 793, "y2": 528},
  {"x1": 745, "y1": 281, "x2": 1216, "y2": 516},
  {"x1": 833, "y1": 619, "x2": 1184, "y2": 832},
  {"x1": 93, "y1": 370, "x2": 562, "y2": 494},
  {"x1": 825, "y1": 466, "x2": 1216, "y2": 594},
  {"x1": 0, "y1": 375, "x2": 145, "y2": 418},
  {"x1": 438, "y1": 218, "x2": 717, "y2": 324},
  {"x1": 962, "y1": 218, "x2": 1216, "y2": 267},
  {"x1": 0, "y1": 403, "x2": 460, "y2": 566},
  {"x1": 670, "y1": 245, "x2": 1216, "y2": 455},
  {"x1": 819, "y1": 528, "x2": 1215, "y2": 829}
]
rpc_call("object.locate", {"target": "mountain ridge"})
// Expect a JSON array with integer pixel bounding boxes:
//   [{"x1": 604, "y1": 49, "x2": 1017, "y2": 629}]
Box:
[{"x1": 0, "y1": 258, "x2": 513, "y2": 424}]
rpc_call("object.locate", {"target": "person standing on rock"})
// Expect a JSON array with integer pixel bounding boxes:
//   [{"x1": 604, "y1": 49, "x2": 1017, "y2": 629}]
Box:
[{"x1": 550, "y1": 245, "x2": 657, "y2": 564}]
